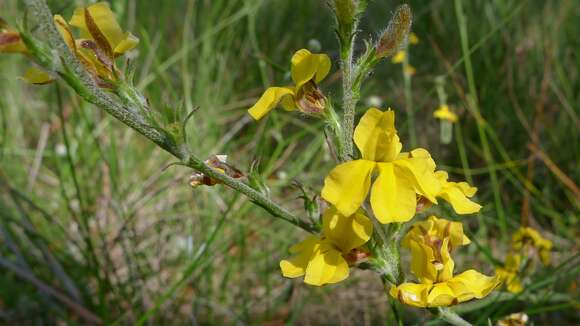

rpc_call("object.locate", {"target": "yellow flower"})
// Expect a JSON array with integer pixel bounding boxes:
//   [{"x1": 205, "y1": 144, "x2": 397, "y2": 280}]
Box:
[
  {"x1": 497, "y1": 312, "x2": 529, "y2": 326},
  {"x1": 512, "y1": 227, "x2": 553, "y2": 265},
  {"x1": 433, "y1": 104, "x2": 458, "y2": 123},
  {"x1": 248, "y1": 49, "x2": 331, "y2": 120},
  {"x1": 280, "y1": 207, "x2": 372, "y2": 286},
  {"x1": 390, "y1": 270, "x2": 500, "y2": 308},
  {"x1": 321, "y1": 108, "x2": 440, "y2": 224},
  {"x1": 495, "y1": 253, "x2": 523, "y2": 293},
  {"x1": 406, "y1": 149, "x2": 481, "y2": 215},
  {"x1": 403, "y1": 64, "x2": 416, "y2": 76},
  {"x1": 409, "y1": 32, "x2": 419, "y2": 45},
  {"x1": 0, "y1": 19, "x2": 28, "y2": 54},
  {"x1": 391, "y1": 217, "x2": 500, "y2": 307},
  {"x1": 402, "y1": 216, "x2": 471, "y2": 283},
  {"x1": 391, "y1": 50, "x2": 406, "y2": 64},
  {"x1": 70, "y1": 2, "x2": 139, "y2": 59},
  {"x1": 434, "y1": 170, "x2": 481, "y2": 214}
]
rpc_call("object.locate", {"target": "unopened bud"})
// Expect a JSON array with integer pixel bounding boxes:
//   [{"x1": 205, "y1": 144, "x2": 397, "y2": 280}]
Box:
[
  {"x1": 332, "y1": 0, "x2": 356, "y2": 26},
  {"x1": 376, "y1": 4, "x2": 413, "y2": 59}
]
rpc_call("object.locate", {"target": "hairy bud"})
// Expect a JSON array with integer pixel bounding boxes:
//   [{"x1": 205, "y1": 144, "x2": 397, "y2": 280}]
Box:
[{"x1": 376, "y1": 4, "x2": 413, "y2": 59}]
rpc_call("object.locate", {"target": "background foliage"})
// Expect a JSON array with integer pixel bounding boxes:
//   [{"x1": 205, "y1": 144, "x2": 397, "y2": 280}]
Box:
[{"x1": 0, "y1": 0, "x2": 578, "y2": 324}]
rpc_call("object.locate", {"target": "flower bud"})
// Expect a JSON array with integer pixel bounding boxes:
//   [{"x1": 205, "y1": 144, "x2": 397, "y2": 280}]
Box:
[{"x1": 376, "y1": 4, "x2": 412, "y2": 59}]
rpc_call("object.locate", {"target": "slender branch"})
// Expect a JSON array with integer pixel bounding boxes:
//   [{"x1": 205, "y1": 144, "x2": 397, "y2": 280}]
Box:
[{"x1": 22, "y1": 0, "x2": 315, "y2": 234}]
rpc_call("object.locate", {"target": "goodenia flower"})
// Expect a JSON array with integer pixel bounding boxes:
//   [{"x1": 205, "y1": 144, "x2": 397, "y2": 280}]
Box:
[
  {"x1": 391, "y1": 216, "x2": 500, "y2": 307},
  {"x1": 495, "y1": 253, "x2": 523, "y2": 293},
  {"x1": 70, "y1": 2, "x2": 139, "y2": 60},
  {"x1": 280, "y1": 207, "x2": 372, "y2": 286},
  {"x1": 321, "y1": 108, "x2": 440, "y2": 224},
  {"x1": 402, "y1": 216, "x2": 471, "y2": 284},
  {"x1": 512, "y1": 227, "x2": 553, "y2": 266},
  {"x1": 189, "y1": 155, "x2": 243, "y2": 187},
  {"x1": 0, "y1": 19, "x2": 27, "y2": 54},
  {"x1": 433, "y1": 104, "x2": 458, "y2": 123},
  {"x1": 248, "y1": 49, "x2": 330, "y2": 120},
  {"x1": 410, "y1": 149, "x2": 481, "y2": 215}
]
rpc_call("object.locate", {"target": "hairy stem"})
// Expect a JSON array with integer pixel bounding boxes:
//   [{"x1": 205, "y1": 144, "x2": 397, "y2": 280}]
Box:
[
  {"x1": 338, "y1": 18, "x2": 359, "y2": 161},
  {"x1": 22, "y1": 0, "x2": 315, "y2": 234},
  {"x1": 436, "y1": 308, "x2": 472, "y2": 326}
]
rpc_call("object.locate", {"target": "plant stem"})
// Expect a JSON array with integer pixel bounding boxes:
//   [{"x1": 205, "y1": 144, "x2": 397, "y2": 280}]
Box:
[
  {"x1": 454, "y1": 0, "x2": 506, "y2": 237},
  {"x1": 338, "y1": 15, "x2": 359, "y2": 161},
  {"x1": 402, "y1": 49, "x2": 417, "y2": 148},
  {"x1": 436, "y1": 308, "x2": 472, "y2": 326},
  {"x1": 23, "y1": 0, "x2": 315, "y2": 234}
]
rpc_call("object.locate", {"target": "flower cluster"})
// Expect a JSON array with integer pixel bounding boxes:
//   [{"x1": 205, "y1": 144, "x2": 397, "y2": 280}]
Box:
[
  {"x1": 390, "y1": 216, "x2": 500, "y2": 307},
  {"x1": 496, "y1": 227, "x2": 553, "y2": 293},
  {"x1": 321, "y1": 108, "x2": 480, "y2": 223},
  {"x1": 0, "y1": 2, "x2": 138, "y2": 86}
]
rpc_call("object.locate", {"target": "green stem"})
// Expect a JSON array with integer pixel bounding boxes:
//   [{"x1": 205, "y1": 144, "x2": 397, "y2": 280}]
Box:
[
  {"x1": 23, "y1": 0, "x2": 315, "y2": 234},
  {"x1": 436, "y1": 308, "x2": 472, "y2": 326},
  {"x1": 454, "y1": 0, "x2": 506, "y2": 237},
  {"x1": 402, "y1": 49, "x2": 417, "y2": 148}
]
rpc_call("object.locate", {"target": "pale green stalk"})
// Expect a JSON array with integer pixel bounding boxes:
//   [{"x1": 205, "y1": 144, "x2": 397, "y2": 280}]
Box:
[{"x1": 454, "y1": 0, "x2": 506, "y2": 237}]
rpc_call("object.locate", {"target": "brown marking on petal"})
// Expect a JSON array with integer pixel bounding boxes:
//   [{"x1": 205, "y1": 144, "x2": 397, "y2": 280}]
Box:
[
  {"x1": 79, "y1": 39, "x2": 113, "y2": 71},
  {"x1": 84, "y1": 7, "x2": 114, "y2": 60},
  {"x1": 344, "y1": 248, "x2": 371, "y2": 265},
  {"x1": 296, "y1": 81, "x2": 326, "y2": 116},
  {"x1": 54, "y1": 19, "x2": 76, "y2": 52}
]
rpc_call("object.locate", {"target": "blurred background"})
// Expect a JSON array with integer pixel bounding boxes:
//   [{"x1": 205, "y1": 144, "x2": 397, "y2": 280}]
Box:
[{"x1": 0, "y1": 0, "x2": 578, "y2": 324}]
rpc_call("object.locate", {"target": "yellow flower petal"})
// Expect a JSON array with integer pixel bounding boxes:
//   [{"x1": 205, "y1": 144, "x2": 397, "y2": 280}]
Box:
[
  {"x1": 304, "y1": 242, "x2": 348, "y2": 286},
  {"x1": 20, "y1": 67, "x2": 54, "y2": 85},
  {"x1": 0, "y1": 30, "x2": 27, "y2": 54},
  {"x1": 392, "y1": 50, "x2": 406, "y2": 64},
  {"x1": 70, "y1": 2, "x2": 134, "y2": 57},
  {"x1": 113, "y1": 32, "x2": 139, "y2": 56},
  {"x1": 321, "y1": 159, "x2": 376, "y2": 217},
  {"x1": 290, "y1": 49, "x2": 331, "y2": 90},
  {"x1": 54, "y1": 15, "x2": 76, "y2": 51},
  {"x1": 353, "y1": 108, "x2": 402, "y2": 162},
  {"x1": 280, "y1": 236, "x2": 319, "y2": 278},
  {"x1": 395, "y1": 156, "x2": 440, "y2": 203},
  {"x1": 409, "y1": 32, "x2": 419, "y2": 45},
  {"x1": 390, "y1": 283, "x2": 431, "y2": 307},
  {"x1": 433, "y1": 104, "x2": 458, "y2": 123},
  {"x1": 247, "y1": 87, "x2": 295, "y2": 120},
  {"x1": 434, "y1": 171, "x2": 481, "y2": 214},
  {"x1": 404, "y1": 64, "x2": 416, "y2": 76},
  {"x1": 403, "y1": 216, "x2": 471, "y2": 249},
  {"x1": 446, "y1": 269, "x2": 501, "y2": 302},
  {"x1": 370, "y1": 162, "x2": 416, "y2": 223},
  {"x1": 322, "y1": 207, "x2": 373, "y2": 253},
  {"x1": 426, "y1": 282, "x2": 456, "y2": 307}
]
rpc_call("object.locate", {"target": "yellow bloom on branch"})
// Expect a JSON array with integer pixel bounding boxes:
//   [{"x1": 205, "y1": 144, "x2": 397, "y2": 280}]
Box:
[
  {"x1": 0, "y1": 19, "x2": 28, "y2": 54},
  {"x1": 280, "y1": 207, "x2": 372, "y2": 286},
  {"x1": 433, "y1": 104, "x2": 458, "y2": 123},
  {"x1": 391, "y1": 50, "x2": 406, "y2": 64},
  {"x1": 70, "y1": 2, "x2": 139, "y2": 59},
  {"x1": 248, "y1": 49, "x2": 331, "y2": 120},
  {"x1": 410, "y1": 149, "x2": 481, "y2": 214},
  {"x1": 391, "y1": 216, "x2": 500, "y2": 307},
  {"x1": 321, "y1": 108, "x2": 440, "y2": 224},
  {"x1": 495, "y1": 253, "x2": 523, "y2": 293},
  {"x1": 512, "y1": 227, "x2": 553, "y2": 265}
]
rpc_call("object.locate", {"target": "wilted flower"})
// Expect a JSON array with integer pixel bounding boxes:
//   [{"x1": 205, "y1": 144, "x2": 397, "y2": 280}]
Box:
[{"x1": 190, "y1": 155, "x2": 243, "y2": 187}]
